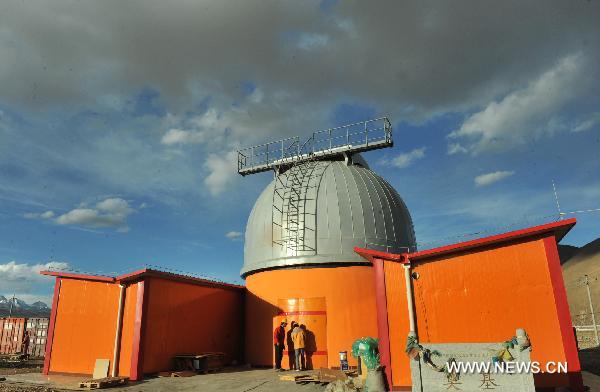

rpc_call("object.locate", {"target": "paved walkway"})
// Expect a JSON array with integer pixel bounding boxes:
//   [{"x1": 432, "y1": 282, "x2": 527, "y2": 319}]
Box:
[{"x1": 3, "y1": 368, "x2": 327, "y2": 392}]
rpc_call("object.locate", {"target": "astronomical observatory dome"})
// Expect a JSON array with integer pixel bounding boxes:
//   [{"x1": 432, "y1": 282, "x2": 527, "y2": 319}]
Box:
[{"x1": 242, "y1": 155, "x2": 416, "y2": 277}]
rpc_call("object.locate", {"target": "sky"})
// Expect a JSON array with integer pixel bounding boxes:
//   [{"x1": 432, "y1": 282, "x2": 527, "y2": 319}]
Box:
[{"x1": 1, "y1": 0, "x2": 600, "y2": 304}]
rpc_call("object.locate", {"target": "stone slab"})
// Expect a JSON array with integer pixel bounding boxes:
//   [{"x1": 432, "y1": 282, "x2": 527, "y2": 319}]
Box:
[{"x1": 411, "y1": 342, "x2": 535, "y2": 392}]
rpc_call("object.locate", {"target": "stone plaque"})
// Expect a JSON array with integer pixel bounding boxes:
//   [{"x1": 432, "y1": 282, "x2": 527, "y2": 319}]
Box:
[{"x1": 410, "y1": 338, "x2": 535, "y2": 391}]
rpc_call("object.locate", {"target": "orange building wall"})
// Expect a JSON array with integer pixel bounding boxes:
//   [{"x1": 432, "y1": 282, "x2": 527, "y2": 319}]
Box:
[
  {"x1": 141, "y1": 277, "x2": 244, "y2": 374},
  {"x1": 49, "y1": 279, "x2": 120, "y2": 375},
  {"x1": 245, "y1": 266, "x2": 378, "y2": 369},
  {"x1": 385, "y1": 237, "x2": 573, "y2": 388},
  {"x1": 117, "y1": 283, "x2": 138, "y2": 376},
  {"x1": 383, "y1": 261, "x2": 411, "y2": 388}
]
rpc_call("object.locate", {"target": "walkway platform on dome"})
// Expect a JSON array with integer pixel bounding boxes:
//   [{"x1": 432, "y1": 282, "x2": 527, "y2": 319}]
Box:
[{"x1": 237, "y1": 117, "x2": 393, "y2": 176}]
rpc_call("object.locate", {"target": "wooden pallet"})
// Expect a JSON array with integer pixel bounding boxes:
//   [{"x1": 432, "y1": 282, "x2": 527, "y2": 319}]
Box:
[
  {"x1": 294, "y1": 374, "x2": 326, "y2": 385},
  {"x1": 78, "y1": 376, "x2": 128, "y2": 389},
  {"x1": 157, "y1": 371, "x2": 197, "y2": 378}
]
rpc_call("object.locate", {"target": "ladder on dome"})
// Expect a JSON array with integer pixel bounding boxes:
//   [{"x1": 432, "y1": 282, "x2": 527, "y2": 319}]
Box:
[
  {"x1": 272, "y1": 155, "x2": 327, "y2": 255},
  {"x1": 237, "y1": 117, "x2": 394, "y2": 256}
]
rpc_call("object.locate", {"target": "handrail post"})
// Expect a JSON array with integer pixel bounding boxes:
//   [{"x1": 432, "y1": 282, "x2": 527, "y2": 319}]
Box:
[
  {"x1": 329, "y1": 129, "x2": 332, "y2": 149},
  {"x1": 365, "y1": 121, "x2": 368, "y2": 146},
  {"x1": 251, "y1": 147, "x2": 254, "y2": 168},
  {"x1": 266, "y1": 143, "x2": 269, "y2": 165},
  {"x1": 346, "y1": 127, "x2": 349, "y2": 146}
]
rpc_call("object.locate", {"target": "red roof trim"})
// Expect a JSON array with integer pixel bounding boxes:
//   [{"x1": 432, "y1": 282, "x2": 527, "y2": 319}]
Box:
[
  {"x1": 116, "y1": 269, "x2": 245, "y2": 290},
  {"x1": 40, "y1": 270, "x2": 115, "y2": 283},
  {"x1": 39, "y1": 268, "x2": 244, "y2": 290},
  {"x1": 354, "y1": 218, "x2": 576, "y2": 263},
  {"x1": 408, "y1": 218, "x2": 576, "y2": 261}
]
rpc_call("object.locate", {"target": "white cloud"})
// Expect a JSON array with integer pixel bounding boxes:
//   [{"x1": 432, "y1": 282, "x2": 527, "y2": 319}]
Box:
[
  {"x1": 204, "y1": 151, "x2": 238, "y2": 197},
  {"x1": 450, "y1": 54, "x2": 590, "y2": 154},
  {"x1": 161, "y1": 109, "x2": 225, "y2": 146},
  {"x1": 96, "y1": 197, "x2": 134, "y2": 215},
  {"x1": 447, "y1": 143, "x2": 468, "y2": 155},
  {"x1": 161, "y1": 128, "x2": 206, "y2": 145},
  {"x1": 23, "y1": 210, "x2": 55, "y2": 219},
  {"x1": 225, "y1": 231, "x2": 243, "y2": 241},
  {"x1": 22, "y1": 197, "x2": 138, "y2": 232},
  {"x1": 474, "y1": 170, "x2": 515, "y2": 187},
  {"x1": 0, "y1": 260, "x2": 69, "y2": 301},
  {"x1": 387, "y1": 147, "x2": 427, "y2": 168},
  {"x1": 573, "y1": 112, "x2": 600, "y2": 133}
]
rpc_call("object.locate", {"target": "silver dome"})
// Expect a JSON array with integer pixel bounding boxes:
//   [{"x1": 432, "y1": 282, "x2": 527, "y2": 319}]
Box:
[{"x1": 241, "y1": 156, "x2": 416, "y2": 277}]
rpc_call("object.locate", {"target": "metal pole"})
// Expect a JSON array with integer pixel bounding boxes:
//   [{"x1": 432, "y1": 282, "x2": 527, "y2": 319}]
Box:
[
  {"x1": 585, "y1": 275, "x2": 599, "y2": 346},
  {"x1": 8, "y1": 293, "x2": 15, "y2": 318},
  {"x1": 404, "y1": 265, "x2": 416, "y2": 334},
  {"x1": 365, "y1": 121, "x2": 368, "y2": 146},
  {"x1": 552, "y1": 180, "x2": 563, "y2": 220}
]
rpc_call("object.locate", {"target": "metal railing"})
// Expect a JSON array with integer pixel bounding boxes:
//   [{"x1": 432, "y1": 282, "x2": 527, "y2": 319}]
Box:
[{"x1": 237, "y1": 117, "x2": 392, "y2": 175}]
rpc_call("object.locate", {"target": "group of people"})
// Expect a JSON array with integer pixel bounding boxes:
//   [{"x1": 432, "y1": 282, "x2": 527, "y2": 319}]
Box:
[{"x1": 273, "y1": 318, "x2": 306, "y2": 371}]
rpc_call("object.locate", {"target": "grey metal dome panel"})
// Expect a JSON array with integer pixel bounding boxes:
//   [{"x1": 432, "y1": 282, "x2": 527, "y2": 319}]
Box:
[{"x1": 242, "y1": 158, "x2": 416, "y2": 277}]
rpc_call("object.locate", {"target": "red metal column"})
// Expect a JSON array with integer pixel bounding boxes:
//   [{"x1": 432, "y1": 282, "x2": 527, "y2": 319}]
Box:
[
  {"x1": 373, "y1": 258, "x2": 393, "y2": 388},
  {"x1": 543, "y1": 235, "x2": 584, "y2": 392},
  {"x1": 43, "y1": 278, "x2": 62, "y2": 375}
]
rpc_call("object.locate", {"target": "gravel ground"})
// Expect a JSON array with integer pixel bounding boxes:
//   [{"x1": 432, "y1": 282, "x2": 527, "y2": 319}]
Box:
[
  {"x1": 0, "y1": 382, "x2": 69, "y2": 392},
  {"x1": 0, "y1": 360, "x2": 44, "y2": 377},
  {"x1": 580, "y1": 347, "x2": 600, "y2": 376}
]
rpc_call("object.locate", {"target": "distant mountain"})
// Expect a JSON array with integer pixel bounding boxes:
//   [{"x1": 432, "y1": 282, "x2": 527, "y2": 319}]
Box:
[
  {"x1": 558, "y1": 244, "x2": 580, "y2": 265},
  {"x1": 561, "y1": 238, "x2": 600, "y2": 320},
  {"x1": 0, "y1": 296, "x2": 51, "y2": 318}
]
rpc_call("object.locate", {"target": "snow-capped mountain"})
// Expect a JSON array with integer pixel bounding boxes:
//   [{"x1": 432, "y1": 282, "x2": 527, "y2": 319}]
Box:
[{"x1": 0, "y1": 296, "x2": 51, "y2": 317}]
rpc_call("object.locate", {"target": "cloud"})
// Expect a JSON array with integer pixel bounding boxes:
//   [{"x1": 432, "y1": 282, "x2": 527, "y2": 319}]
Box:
[
  {"x1": 203, "y1": 151, "x2": 239, "y2": 197},
  {"x1": 161, "y1": 129, "x2": 206, "y2": 145},
  {"x1": 225, "y1": 231, "x2": 243, "y2": 241},
  {"x1": 386, "y1": 147, "x2": 426, "y2": 168},
  {"x1": 23, "y1": 210, "x2": 55, "y2": 219},
  {"x1": 297, "y1": 33, "x2": 330, "y2": 50},
  {"x1": 0, "y1": 260, "x2": 69, "y2": 300},
  {"x1": 573, "y1": 112, "x2": 600, "y2": 133},
  {"x1": 26, "y1": 197, "x2": 136, "y2": 232},
  {"x1": 450, "y1": 54, "x2": 594, "y2": 154},
  {"x1": 1, "y1": 1, "x2": 598, "y2": 121},
  {"x1": 474, "y1": 171, "x2": 515, "y2": 187},
  {"x1": 447, "y1": 143, "x2": 468, "y2": 155},
  {"x1": 1, "y1": 1, "x2": 600, "y2": 202}
]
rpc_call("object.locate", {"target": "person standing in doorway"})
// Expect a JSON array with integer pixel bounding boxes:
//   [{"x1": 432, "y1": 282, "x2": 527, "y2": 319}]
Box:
[
  {"x1": 273, "y1": 318, "x2": 287, "y2": 371},
  {"x1": 21, "y1": 330, "x2": 30, "y2": 359},
  {"x1": 292, "y1": 324, "x2": 306, "y2": 371}
]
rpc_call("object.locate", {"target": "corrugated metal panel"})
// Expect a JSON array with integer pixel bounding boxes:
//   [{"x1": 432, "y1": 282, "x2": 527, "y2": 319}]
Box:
[
  {"x1": 26, "y1": 317, "x2": 49, "y2": 358},
  {"x1": 0, "y1": 318, "x2": 26, "y2": 354},
  {"x1": 242, "y1": 156, "x2": 416, "y2": 276}
]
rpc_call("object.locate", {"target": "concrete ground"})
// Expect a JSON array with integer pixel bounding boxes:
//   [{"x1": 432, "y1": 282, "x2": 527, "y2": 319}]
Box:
[
  {"x1": 1, "y1": 368, "x2": 328, "y2": 392},
  {"x1": 2, "y1": 366, "x2": 600, "y2": 391}
]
